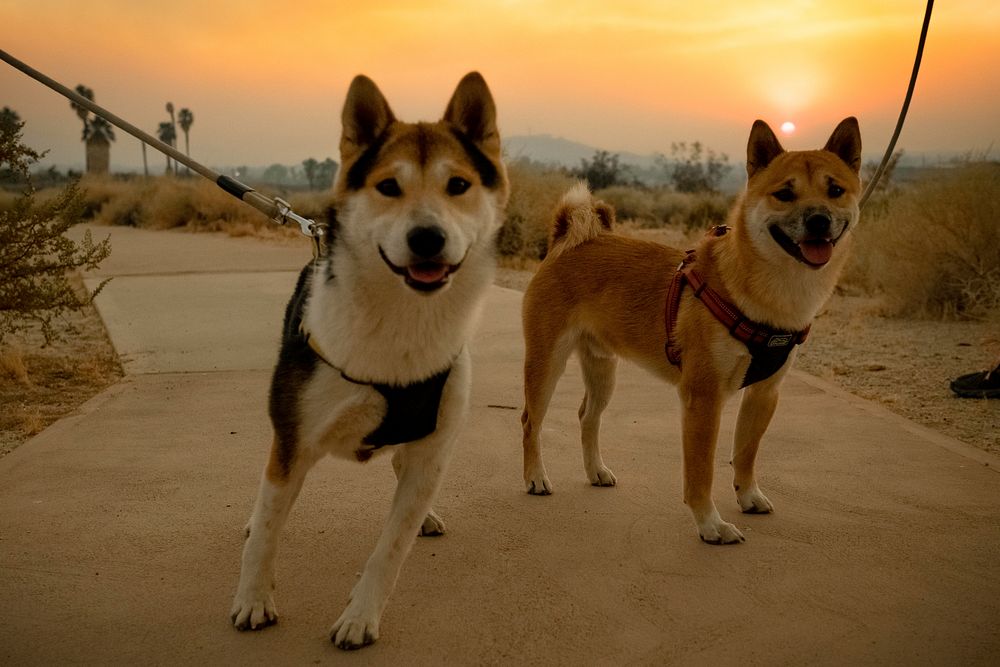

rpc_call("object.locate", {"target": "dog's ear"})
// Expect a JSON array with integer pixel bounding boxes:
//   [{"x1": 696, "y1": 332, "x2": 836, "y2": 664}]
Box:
[
  {"x1": 443, "y1": 72, "x2": 500, "y2": 156},
  {"x1": 747, "y1": 120, "x2": 785, "y2": 178},
  {"x1": 824, "y1": 117, "x2": 862, "y2": 173},
  {"x1": 340, "y1": 75, "x2": 396, "y2": 160}
]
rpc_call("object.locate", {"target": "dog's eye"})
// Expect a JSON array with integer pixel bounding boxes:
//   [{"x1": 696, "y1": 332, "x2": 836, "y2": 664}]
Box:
[
  {"x1": 828, "y1": 184, "x2": 845, "y2": 198},
  {"x1": 446, "y1": 177, "x2": 471, "y2": 196},
  {"x1": 375, "y1": 178, "x2": 402, "y2": 198},
  {"x1": 772, "y1": 188, "x2": 796, "y2": 203}
]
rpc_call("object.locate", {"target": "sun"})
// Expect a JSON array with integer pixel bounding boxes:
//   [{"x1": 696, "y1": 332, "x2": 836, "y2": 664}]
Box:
[{"x1": 780, "y1": 121, "x2": 796, "y2": 135}]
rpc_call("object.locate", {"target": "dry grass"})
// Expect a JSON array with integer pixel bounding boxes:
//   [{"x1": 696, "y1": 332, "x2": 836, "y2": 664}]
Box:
[
  {"x1": 0, "y1": 274, "x2": 122, "y2": 458},
  {"x1": 845, "y1": 162, "x2": 1000, "y2": 321}
]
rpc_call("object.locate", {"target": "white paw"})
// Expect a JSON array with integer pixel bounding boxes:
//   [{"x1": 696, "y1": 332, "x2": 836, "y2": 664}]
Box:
[
  {"x1": 525, "y1": 473, "x2": 553, "y2": 495},
  {"x1": 698, "y1": 519, "x2": 745, "y2": 545},
  {"x1": 231, "y1": 589, "x2": 278, "y2": 631},
  {"x1": 737, "y1": 485, "x2": 774, "y2": 514},
  {"x1": 419, "y1": 510, "x2": 446, "y2": 536},
  {"x1": 588, "y1": 465, "x2": 617, "y2": 487},
  {"x1": 330, "y1": 605, "x2": 379, "y2": 650}
]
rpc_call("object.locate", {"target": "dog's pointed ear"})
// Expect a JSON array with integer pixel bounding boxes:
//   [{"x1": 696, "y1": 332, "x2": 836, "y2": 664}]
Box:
[
  {"x1": 443, "y1": 72, "x2": 500, "y2": 156},
  {"x1": 747, "y1": 120, "x2": 785, "y2": 178},
  {"x1": 340, "y1": 75, "x2": 396, "y2": 160},
  {"x1": 824, "y1": 117, "x2": 862, "y2": 173}
]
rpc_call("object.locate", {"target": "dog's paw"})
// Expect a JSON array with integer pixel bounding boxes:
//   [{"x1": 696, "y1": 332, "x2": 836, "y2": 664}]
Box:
[
  {"x1": 230, "y1": 591, "x2": 278, "y2": 631},
  {"x1": 698, "y1": 520, "x2": 746, "y2": 545},
  {"x1": 737, "y1": 485, "x2": 774, "y2": 514},
  {"x1": 526, "y1": 475, "x2": 553, "y2": 495},
  {"x1": 330, "y1": 608, "x2": 379, "y2": 650},
  {"x1": 419, "y1": 509, "x2": 446, "y2": 536},
  {"x1": 588, "y1": 465, "x2": 617, "y2": 487}
]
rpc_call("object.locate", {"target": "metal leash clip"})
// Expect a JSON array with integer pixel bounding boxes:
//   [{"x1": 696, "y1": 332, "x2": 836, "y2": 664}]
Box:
[{"x1": 274, "y1": 198, "x2": 327, "y2": 258}]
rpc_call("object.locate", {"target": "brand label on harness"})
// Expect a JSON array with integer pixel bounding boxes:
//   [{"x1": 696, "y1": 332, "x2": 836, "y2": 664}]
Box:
[{"x1": 767, "y1": 334, "x2": 794, "y2": 348}]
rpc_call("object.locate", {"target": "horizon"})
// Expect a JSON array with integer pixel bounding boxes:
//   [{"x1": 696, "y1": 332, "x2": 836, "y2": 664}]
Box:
[{"x1": 3, "y1": 1, "x2": 998, "y2": 174}]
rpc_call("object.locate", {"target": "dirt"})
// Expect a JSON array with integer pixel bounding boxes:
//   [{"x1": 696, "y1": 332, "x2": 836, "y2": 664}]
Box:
[
  {"x1": 0, "y1": 275, "x2": 123, "y2": 458},
  {"x1": 495, "y1": 267, "x2": 999, "y2": 456}
]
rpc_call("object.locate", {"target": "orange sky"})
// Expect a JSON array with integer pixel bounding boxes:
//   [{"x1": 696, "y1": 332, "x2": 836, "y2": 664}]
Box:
[{"x1": 3, "y1": 0, "x2": 998, "y2": 171}]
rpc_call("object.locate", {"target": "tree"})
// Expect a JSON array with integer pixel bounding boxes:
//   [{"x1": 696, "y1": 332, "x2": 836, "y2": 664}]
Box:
[
  {"x1": 68, "y1": 85, "x2": 113, "y2": 173},
  {"x1": 69, "y1": 84, "x2": 94, "y2": 138},
  {"x1": 83, "y1": 116, "x2": 115, "y2": 175},
  {"x1": 302, "y1": 157, "x2": 318, "y2": 190},
  {"x1": 573, "y1": 149, "x2": 630, "y2": 190},
  {"x1": 156, "y1": 122, "x2": 177, "y2": 174},
  {"x1": 315, "y1": 158, "x2": 339, "y2": 189},
  {"x1": 262, "y1": 163, "x2": 290, "y2": 185},
  {"x1": 0, "y1": 115, "x2": 111, "y2": 345},
  {"x1": 659, "y1": 142, "x2": 732, "y2": 193},
  {"x1": 177, "y1": 107, "x2": 194, "y2": 176}
]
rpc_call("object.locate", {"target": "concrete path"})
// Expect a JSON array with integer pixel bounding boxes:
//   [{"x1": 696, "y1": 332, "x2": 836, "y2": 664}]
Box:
[{"x1": 2, "y1": 224, "x2": 998, "y2": 665}]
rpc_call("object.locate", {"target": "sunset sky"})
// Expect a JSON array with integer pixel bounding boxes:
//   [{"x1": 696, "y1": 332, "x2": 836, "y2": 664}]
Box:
[{"x1": 3, "y1": 1, "x2": 998, "y2": 172}]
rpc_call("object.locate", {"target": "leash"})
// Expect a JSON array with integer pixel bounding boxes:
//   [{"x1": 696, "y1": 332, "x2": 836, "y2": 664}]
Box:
[
  {"x1": 858, "y1": 0, "x2": 934, "y2": 210},
  {"x1": 0, "y1": 49, "x2": 328, "y2": 259}
]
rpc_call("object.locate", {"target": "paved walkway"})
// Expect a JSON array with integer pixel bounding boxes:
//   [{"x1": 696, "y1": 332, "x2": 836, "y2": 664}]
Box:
[{"x1": 2, "y1": 225, "x2": 998, "y2": 665}]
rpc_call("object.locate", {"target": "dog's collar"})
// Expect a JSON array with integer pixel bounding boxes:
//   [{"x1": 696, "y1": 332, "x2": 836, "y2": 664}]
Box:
[{"x1": 664, "y1": 228, "x2": 810, "y2": 388}]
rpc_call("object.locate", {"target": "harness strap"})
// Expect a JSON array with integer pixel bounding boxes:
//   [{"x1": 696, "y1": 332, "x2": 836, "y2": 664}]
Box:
[
  {"x1": 663, "y1": 242, "x2": 810, "y2": 388},
  {"x1": 304, "y1": 331, "x2": 454, "y2": 447}
]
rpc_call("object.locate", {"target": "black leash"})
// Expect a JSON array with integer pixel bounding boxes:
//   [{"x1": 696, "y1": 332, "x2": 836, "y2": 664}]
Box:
[{"x1": 859, "y1": 0, "x2": 934, "y2": 210}]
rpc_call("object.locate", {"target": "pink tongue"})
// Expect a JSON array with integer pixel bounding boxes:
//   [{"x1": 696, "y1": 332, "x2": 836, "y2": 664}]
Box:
[
  {"x1": 799, "y1": 240, "x2": 833, "y2": 265},
  {"x1": 407, "y1": 264, "x2": 449, "y2": 283}
]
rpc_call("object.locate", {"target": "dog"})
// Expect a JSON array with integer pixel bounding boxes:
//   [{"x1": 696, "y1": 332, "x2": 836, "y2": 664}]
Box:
[
  {"x1": 230, "y1": 72, "x2": 509, "y2": 649},
  {"x1": 520, "y1": 118, "x2": 861, "y2": 544}
]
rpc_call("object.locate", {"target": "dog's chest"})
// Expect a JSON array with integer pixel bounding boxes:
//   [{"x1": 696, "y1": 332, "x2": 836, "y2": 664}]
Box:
[{"x1": 297, "y1": 364, "x2": 451, "y2": 460}]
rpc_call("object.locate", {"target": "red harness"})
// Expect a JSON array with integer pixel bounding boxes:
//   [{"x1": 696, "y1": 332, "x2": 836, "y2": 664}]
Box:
[{"x1": 664, "y1": 228, "x2": 810, "y2": 387}]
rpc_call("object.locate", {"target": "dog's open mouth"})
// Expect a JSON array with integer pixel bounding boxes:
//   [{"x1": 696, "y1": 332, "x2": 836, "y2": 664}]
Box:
[
  {"x1": 378, "y1": 247, "x2": 461, "y2": 292},
  {"x1": 769, "y1": 226, "x2": 835, "y2": 268}
]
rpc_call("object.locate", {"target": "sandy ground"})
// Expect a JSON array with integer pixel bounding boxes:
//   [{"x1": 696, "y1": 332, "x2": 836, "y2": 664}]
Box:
[{"x1": 495, "y1": 267, "x2": 999, "y2": 456}]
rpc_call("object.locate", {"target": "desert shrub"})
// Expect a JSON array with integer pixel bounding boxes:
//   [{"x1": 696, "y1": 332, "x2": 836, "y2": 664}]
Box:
[
  {"x1": 845, "y1": 162, "x2": 1000, "y2": 320},
  {"x1": 594, "y1": 185, "x2": 658, "y2": 224},
  {"x1": 88, "y1": 176, "x2": 302, "y2": 239},
  {"x1": 501, "y1": 159, "x2": 576, "y2": 259},
  {"x1": 0, "y1": 119, "x2": 110, "y2": 345}
]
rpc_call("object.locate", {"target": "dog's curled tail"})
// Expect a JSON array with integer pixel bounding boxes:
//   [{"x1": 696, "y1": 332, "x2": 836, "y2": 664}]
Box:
[{"x1": 546, "y1": 181, "x2": 616, "y2": 261}]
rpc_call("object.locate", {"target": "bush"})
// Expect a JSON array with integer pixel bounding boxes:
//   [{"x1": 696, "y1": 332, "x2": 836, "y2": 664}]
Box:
[
  {"x1": 501, "y1": 159, "x2": 576, "y2": 259},
  {"x1": 845, "y1": 162, "x2": 1000, "y2": 320},
  {"x1": 0, "y1": 119, "x2": 111, "y2": 345}
]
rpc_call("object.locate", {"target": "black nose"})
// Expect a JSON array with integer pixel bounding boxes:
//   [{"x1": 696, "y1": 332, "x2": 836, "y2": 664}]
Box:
[
  {"x1": 805, "y1": 213, "x2": 832, "y2": 237},
  {"x1": 407, "y1": 225, "x2": 447, "y2": 258}
]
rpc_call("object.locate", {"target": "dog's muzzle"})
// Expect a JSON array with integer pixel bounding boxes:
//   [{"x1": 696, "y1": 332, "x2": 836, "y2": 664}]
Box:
[
  {"x1": 769, "y1": 212, "x2": 847, "y2": 269},
  {"x1": 379, "y1": 233, "x2": 463, "y2": 293}
]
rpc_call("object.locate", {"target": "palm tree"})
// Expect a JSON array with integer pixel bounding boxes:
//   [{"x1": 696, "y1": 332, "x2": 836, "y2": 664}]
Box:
[
  {"x1": 177, "y1": 108, "x2": 194, "y2": 176},
  {"x1": 157, "y1": 121, "x2": 177, "y2": 174},
  {"x1": 70, "y1": 85, "x2": 95, "y2": 168},
  {"x1": 83, "y1": 116, "x2": 116, "y2": 175},
  {"x1": 70, "y1": 84, "x2": 94, "y2": 137}
]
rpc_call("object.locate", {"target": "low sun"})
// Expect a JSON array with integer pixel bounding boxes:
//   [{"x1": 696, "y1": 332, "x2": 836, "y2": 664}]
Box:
[{"x1": 781, "y1": 121, "x2": 796, "y2": 135}]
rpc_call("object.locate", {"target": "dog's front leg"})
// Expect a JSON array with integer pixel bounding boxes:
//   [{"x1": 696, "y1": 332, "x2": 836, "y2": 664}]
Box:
[
  {"x1": 231, "y1": 438, "x2": 316, "y2": 630},
  {"x1": 329, "y1": 433, "x2": 457, "y2": 649},
  {"x1": 392, "y1": 449, "x2": 446, "y2": 536},
  {"x1": 732, "y1": 378, "x2": 783, "y2": 514},
  {"x1": 679, "y1": 384, "x2": 745, "y2": 544}
]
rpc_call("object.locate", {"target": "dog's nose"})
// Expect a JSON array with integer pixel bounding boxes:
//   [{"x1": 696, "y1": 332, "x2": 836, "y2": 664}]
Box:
[
  {"x1": 805, "y1": 213, "x2": 832, "y2": 237},
  {"x1": 407, "y1": 225, "x2": 447, "y2": 259}
]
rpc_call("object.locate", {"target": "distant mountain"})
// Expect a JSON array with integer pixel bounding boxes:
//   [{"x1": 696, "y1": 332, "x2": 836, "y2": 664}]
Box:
[{"x1": 504, "y1": 134, "x2": 658, "y2": 170}]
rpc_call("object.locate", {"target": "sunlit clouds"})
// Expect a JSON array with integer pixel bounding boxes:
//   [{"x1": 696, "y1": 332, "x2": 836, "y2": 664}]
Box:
[{"x1": 2, "y1": 0, "x2": 998, "y2": 170}]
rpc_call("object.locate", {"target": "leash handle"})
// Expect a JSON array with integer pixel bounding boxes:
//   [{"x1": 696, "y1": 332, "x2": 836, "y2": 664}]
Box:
[{"x1": 0, "y1": 48, "x2": 323, "y2": 250}]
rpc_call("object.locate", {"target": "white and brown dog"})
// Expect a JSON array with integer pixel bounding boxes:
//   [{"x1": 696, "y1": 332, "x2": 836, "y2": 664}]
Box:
[
  {"x1": 520, "y1": 118, "x2": 861, "y2": 545},
  {"x1": 230, "y1": 73, "x2": 508, "y2": 649}
]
